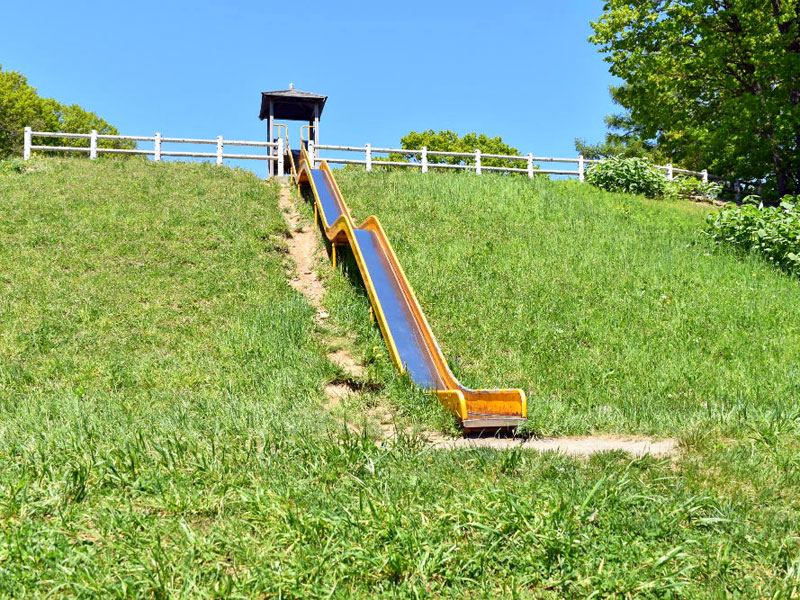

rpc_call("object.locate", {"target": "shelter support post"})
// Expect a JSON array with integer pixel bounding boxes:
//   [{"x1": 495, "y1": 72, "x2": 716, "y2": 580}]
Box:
[
  {"x1": 267, "y1": 101, "x2": 274, "y2": 178},
  {"x1": 313, "y1": 104, "x2": 320, "y2": 163}
]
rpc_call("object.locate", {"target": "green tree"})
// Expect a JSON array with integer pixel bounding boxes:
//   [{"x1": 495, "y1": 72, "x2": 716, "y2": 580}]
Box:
[
  {"x1": 575, "y1": 85, "x2": 664, "y2": 161},
  {"x1": 0, "y1": 67, "x2": 54, "y2": 156},
  {"x1": 590, "y1": 0, "x2": 800, "y2": 198},
  {"x1": 391, "y1": 130, "x2": 527, "y2": 170},
  {"x1": 0, "y1": 64, "x2": 130, "y2": 157}
]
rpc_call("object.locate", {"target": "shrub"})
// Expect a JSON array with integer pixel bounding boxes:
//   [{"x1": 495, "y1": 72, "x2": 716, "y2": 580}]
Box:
[
  {"x1": 703, "y1": 196, "x2": 800, "y2": 276},
  {"x1": 664, "y1": 176, "x2": 722, "y2": 201},
  {"x1": 585, "y1": 157, "x2": 666, "y2": 197}
]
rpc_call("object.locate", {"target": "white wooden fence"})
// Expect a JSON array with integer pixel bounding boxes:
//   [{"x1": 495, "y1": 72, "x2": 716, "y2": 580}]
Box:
[
  {"x1": 22, "y1": 127, "x2": 286, "y2": 177},
  {"x1": 23, "y1": 126, "x2": 716, "y2": 185},
  {"x1": 315, "y1": 143, "x2": 713, "y2": 184}
]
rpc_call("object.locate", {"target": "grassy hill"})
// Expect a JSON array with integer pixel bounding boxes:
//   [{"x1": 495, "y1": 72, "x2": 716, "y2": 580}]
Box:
[
  {"x1": 330, "y1": 170, "x2": 800, "y2": 436},
  {"x1": 2, "y1": 158, "x2": 800, "y2": 597}
]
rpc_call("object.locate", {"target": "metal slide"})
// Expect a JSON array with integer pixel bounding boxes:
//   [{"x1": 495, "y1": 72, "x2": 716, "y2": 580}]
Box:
[{"x1": 292, "y1": 145, "x2": 526, "y2": 430}]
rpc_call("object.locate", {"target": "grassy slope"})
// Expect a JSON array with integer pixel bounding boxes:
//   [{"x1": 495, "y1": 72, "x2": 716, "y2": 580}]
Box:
[
  {"x1": 330, "y1": 170, "x2": 800, "y2": 437},
  {"x1": 1, "y1": 159, "x2": 799, "y2": 597},
  {"x1": 322, "y1": 168, "x2": 800, "y2": 597}
]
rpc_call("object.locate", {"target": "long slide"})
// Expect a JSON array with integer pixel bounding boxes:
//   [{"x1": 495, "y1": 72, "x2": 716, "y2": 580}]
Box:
[{"x1": 291, "y1": 145, "x2": 526, "y2": 430}]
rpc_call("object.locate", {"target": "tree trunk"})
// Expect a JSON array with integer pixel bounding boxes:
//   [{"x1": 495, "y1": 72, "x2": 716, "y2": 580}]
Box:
[{"x1": 774, "y1": 153, "x2": 789, "y2": 197}]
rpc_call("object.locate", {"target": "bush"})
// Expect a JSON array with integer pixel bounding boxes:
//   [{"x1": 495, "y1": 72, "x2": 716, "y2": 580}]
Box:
[
  {"x1": 664, "y1": 176, "x2": 722, "y2": 201},
  {"x1": 703, "y1": 196, "x2": 800, "y2": 276},
  {"x1": 585, "y1": 157, "x2": 666, "y2": 197}
]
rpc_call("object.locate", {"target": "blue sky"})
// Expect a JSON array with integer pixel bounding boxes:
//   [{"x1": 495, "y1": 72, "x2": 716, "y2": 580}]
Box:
[{"x1": 2, "y1": 1, "x2": 616, "y2": 172}]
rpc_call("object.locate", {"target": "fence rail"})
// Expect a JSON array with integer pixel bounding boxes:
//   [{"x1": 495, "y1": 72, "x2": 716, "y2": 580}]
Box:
[
  {"x1": 25, "y1": 127, "x2": 724, "y2": 189},
  {"x1": 315, "y1": 143, "x2": 713, "y2": 183},
  {"x1": 23, "y1": 127, "x2": 285, "y2": 176}
]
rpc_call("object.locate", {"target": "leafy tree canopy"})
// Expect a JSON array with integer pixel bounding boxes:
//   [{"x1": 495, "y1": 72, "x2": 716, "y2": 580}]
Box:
[
  {"x1": 391, "y1": 130, "x2": 527, "y2": 169},
  {"x1": 0, "y1": 64, "x2": 129, "y2": 157},
  {"x1": 575, "y1": 85, "x2": 665, "y2": 162},
  {"x1": 589, "y1": 0, "x2": 800, "y2": 198}
]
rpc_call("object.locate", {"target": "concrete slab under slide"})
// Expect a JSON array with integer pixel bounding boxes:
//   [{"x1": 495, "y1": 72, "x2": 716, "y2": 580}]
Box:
[{"x1": 430, "y1": 435, "x2": 678, "y2": 458}]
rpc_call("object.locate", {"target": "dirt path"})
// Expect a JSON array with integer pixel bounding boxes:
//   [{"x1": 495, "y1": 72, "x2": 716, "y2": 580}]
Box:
[
  {"x1": 278, "y1": 182, "x2": 362, "y2": 409},
  {"x1": 279, "y1": 183, "x2": 325, "y2": 312},
  {"x1": 277, "y1": 180, "x2": 677, "y2": 459},
  {"x1": 428, "y1": 434, "x2": 678, "y2": 458}
]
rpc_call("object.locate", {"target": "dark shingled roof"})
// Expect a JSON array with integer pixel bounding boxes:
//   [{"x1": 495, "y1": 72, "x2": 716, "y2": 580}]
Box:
[{"x1": 259, "y1": 89, "x2": 327, "y2": 121}]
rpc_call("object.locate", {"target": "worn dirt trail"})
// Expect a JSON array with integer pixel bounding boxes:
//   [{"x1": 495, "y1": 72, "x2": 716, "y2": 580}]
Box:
[
  {"x1": 277, "y1": 180, "x2": 677, "y2": 459},
  {"x1": 429, "y1": 434, "x2": 678, "y2": 457},
  {"x1": 278, "y1": 182, "x2": 361, "y2": 409}
]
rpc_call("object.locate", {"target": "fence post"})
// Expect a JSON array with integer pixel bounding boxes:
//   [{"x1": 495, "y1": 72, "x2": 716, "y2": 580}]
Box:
[
  {"x1": 667, "y1": 163, "x2": 674, "y2": 181},
  {"x1": 475, "y1": 149, "x2": 482, "y2": 176},
  {"x1": 154, "y1": 132, "x2": 162, "y2": 162},
  {"x1": 23, "y1": 126, "x2": 31, "y2": 160},
  {"x1": 90, "y1": 129, "x2": 98, "y2": 160},
  {"x1": 277, "y1": 136, "x2": 284, "y2": 177},
  {"x1": 216, "y1": 136, "x2": 224, "y2": 166},
  {"x1": 701, "y1": 169, "x2": 708, "y2": 184},
  {"x1": 735, "y1": 179, "x2": 742, "y2": 201},
  {"x1": 577, "y1": 154, "x2": 585, "y2": 182},
  {"x1": 308, "y1": 140, "x2": 315, "y2": 169},
  {"x1": 527, "y1": 153, "x2": 534, "y2": 178},
  {"x1": 366, "y1": 143, "x2": 372, "y2": 172},
  {"x1": 421, "y1": 146, "x2": 428, "y2": 173}
]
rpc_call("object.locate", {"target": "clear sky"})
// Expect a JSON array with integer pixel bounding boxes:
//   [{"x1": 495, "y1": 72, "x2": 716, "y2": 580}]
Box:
[{"x1": 1, "y1": 0, "x2": 616, "y2": 172}]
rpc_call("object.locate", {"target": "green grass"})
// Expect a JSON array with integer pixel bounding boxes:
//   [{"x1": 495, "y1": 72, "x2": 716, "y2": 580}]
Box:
[
  {"x1": 2, "y1": 158, "x2": 800, "y2": 597},
  {"x1": 329, "y1": 169, "x2": 800, "y2": 437}
]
